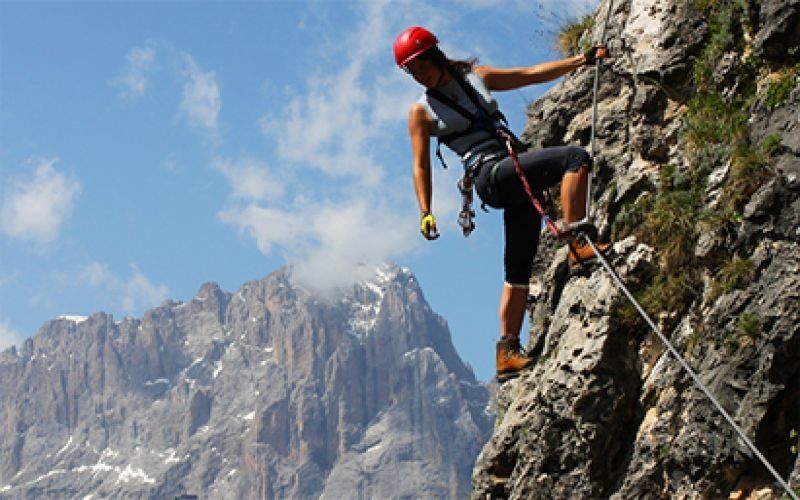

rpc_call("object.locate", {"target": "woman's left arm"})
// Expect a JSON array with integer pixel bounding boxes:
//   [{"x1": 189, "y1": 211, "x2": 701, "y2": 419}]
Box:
[{"x1": 476, "y1": 45, "x2": 605, "y2": 91}]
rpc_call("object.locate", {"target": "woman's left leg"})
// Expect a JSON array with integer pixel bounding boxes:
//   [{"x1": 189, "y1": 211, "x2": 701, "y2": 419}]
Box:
[
  {"x1": 495, "y1": 202, "x2": 540, "y2": 380},
  {"x1": 487, "y1": 145, "x2": 609, "y2": 269},
  {"x1": 487, "y1": 145, "x2": 591, "y2": 219},
  {"x1": 561, "y1": 164, "x2": 588, "y2": 224}
]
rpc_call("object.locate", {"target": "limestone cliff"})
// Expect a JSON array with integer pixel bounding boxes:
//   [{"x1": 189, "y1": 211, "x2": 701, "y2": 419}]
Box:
[
  {"x1": 473, "y1": 0, "x2": 800, "y2": 498},
  {"x1": 0, "y1": 264, "x2": 492, "y2": 498}
]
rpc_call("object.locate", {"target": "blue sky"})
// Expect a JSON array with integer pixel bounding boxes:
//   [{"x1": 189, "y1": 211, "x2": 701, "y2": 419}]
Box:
[{"x1": 0, "y1": 0, "x2": 597, "y2": 381}]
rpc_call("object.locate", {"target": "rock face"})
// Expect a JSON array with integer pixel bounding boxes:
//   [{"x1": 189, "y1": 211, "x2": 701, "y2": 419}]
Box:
[
  {"x1": 0, "y1": 264, "x2": 492, "y2": 498},
  {"x1": 475, "y1": 0, "x2": 800, "y2": 498}
]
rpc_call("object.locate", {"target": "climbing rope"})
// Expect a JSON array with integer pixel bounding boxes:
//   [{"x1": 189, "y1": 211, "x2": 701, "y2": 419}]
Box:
[
  {"x1": 574, "y1": 0, "x2": 616, "y2": 231},
  {"x1": 583, "y1": 237, "x2": 798, "y2": 499},
  {"x1": 501, "y1": 131, "x2": 565, "y2": 240}
]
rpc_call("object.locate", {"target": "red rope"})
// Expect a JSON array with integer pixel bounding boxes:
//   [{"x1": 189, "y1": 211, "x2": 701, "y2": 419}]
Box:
[{"x1": 500, "y1": 132, "x2": 568, "y2": 240}]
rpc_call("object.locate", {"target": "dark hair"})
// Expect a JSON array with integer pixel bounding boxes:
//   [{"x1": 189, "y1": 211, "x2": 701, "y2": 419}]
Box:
[{"x1": 416, "y1": 46, "x2": 477, "y2": 75}]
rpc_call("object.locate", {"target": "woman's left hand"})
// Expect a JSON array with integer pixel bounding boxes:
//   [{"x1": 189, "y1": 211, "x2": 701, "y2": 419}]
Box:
[{"x1": 584, "y1": 43, "x2": 608, "y2": 65}]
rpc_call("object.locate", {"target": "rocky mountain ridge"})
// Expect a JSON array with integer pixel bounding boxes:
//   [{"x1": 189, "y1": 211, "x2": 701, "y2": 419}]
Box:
[
  {"x1": 0, "y1": 263, "x2": 492, "y2": 498},
  {"x1": 473, "y1": 0, "x2": 799, "y2": 498}
]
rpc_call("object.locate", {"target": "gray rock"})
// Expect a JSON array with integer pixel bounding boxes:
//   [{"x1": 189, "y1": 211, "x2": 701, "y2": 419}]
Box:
[
  {"x1": 753, "y1": 0, "x2": 800, "y2": 63},
  {"x1": 475, "y1": 0, "x2": 800, "y2": 498}
]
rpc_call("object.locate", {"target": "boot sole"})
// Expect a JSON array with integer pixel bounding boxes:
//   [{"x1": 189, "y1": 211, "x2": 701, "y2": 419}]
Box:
[
  {"x1": 568, "y1": 246, "x2": 613, "y2": 275},
  {"x1": 568, "y1": 259, "x2": 596, "y2": 276},
  {"x1": 496, "y1": 364, "x2": 534, "y2": 383},
  {"x1": 496, "y1": 371, "x2": 521, "y2": 383}
]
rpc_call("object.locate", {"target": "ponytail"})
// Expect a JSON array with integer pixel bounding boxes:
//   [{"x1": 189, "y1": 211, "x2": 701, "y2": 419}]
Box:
[{"x1": 415, "y1": 46, "x2": 478, "y2": 75}]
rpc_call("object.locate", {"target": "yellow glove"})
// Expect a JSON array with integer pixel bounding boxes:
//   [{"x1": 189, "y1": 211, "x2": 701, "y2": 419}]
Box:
[{"x1": 420, "y1": 211, "x2": 439, "y2": 240}]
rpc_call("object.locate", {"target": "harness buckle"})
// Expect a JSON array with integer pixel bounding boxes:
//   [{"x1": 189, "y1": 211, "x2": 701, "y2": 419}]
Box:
[
  {"x1": 463, "y1": 152, "x2": 484, "y2": 176},
  {"x1": 463, "y1": 148, "x2": 507, "y2": 179}
]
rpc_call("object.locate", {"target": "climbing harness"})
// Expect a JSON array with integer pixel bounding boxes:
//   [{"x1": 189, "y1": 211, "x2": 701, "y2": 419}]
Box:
[
  {"x1": 426, "y1": 67, "x2": 524, "y2": 237},
  {"x1": 584, "y1": 238, "x2": 799, "y2": 500}
]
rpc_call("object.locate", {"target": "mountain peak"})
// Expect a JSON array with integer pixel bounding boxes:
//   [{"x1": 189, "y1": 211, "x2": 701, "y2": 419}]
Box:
[{"x1": 0, "y1": 264, "x2": 490, "y2": 498}]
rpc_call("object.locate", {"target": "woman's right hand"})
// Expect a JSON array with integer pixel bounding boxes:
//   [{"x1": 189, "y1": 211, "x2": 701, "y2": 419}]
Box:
[{"x1": 420, "y1": 212, "x2": 440, "y2": 240}]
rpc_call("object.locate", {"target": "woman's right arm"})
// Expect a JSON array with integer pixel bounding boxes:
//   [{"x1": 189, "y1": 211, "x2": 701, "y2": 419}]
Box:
[{"x1": 409, "y1": 103, "x2": 438, "y2": 239}]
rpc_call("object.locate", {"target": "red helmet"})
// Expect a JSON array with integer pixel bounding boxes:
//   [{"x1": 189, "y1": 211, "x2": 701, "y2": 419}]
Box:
[{"x1": 394, "y1": 26, "x2": 438, "y2": 68}]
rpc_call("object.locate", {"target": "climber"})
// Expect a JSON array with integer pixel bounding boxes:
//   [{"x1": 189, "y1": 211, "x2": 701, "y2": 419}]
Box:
[{"x1": 395, "y1": 26, "x2": 611, "y2": 382}]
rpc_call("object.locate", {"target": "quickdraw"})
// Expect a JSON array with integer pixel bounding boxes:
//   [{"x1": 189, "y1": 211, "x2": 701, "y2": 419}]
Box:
[{"x1": 456, "y1": 177, "x2": 476, "y2": 236}]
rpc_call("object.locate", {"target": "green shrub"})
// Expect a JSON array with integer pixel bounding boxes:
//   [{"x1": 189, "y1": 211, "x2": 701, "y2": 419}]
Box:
[
  {"x1": 722, "y1": 142, "x2": 771, "y2": 211},
  {"x1": 736, "y1": 312, "x2": 760, "y2": 338},
  {"x1": 764, "y1": 70, "x2": 798, "y2": 109},
  {"x1": 693, "y1": 1, "x2": 741, "y2": 90},
  {"x1": 614, "y1": 273, "x2": 702, "y2": 334},
  {"x1": 614, "y1": 195, "x2": 653, "y2": 240},
  {"x1": 684, "y1": 92, "x2": 747, "y2": 147},
  {"x1": 762, "y1": 134, "x2": 782, "y2": 156},
  {"x1": 644, "y1": 190, "x2": 701, "y2": 271},
  {"x1": 723, "y1": 313, "x2": 760, "y2": 353},
  {"x1": 643, "y1": 273, "x2": 702, "y2": 320},
  {"x1": 710, "y1": 256, "x2": 754, "y2": 300},
  {"x1": 555, "y1": 13, "x2": 594, "y2": 56}
]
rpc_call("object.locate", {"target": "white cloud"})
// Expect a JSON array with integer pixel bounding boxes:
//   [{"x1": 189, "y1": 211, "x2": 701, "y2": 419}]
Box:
[
  {"x1": 0, "y1": 158, "x2": 82, "y2": 245},
  {"x1": 220, "y1": 0, "x2": 483, "y2": 292},
  {"x1": 113, "y1": 42, "x2": 221, "y2": 135},
  {"x1": 112, "y1": 41, "x2": 157, "y2": 97},
  {"x1": 0, "y1": 272, "x2": 15, "y2": 288},
  {"x1": 219, "y1": 204, "x2": 302, "y2": 255},
  {"x1": 291, "y1": 198, "x2": 416, "y2": 290},
  {"x1": 261, "y1": 1, "x2": 419, "y2": 185},
  {"x1": 0, "y1": 318, "x2": 23, "y2": 352},
  {"x1": 81, "y1": 262, "x2": 115, "y2": 288},
  {"x1": 180, "y1": 53, "x2": 221, "y2": 130},
  {"x1": 122, "y1": 266, "x2": 170, "y2": 313},
  {"x1": 219, "y1": 195, "x2": 417, "y2": 293},
  {"x1": 212, "y1": 157, "x2": 284, "y2": 202},
  {"x1": 79, "y1": 263, "x2": 169, "y2": 315}
]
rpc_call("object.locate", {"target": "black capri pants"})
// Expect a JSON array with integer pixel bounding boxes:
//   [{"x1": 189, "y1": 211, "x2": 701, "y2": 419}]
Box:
[{"x1": 475, "y1": 145, "x2": 592, "y2": 286}]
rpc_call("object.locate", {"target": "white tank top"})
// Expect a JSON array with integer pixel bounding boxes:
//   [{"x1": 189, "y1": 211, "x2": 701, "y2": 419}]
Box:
[{"x1": 417, "y1": 72, "x2": 502, "y2": 159}]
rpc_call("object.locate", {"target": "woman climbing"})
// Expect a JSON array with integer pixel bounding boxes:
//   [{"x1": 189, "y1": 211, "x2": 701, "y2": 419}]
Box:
[{"x1": 395, "y1": 26, "x2": 610, "y2": 381}]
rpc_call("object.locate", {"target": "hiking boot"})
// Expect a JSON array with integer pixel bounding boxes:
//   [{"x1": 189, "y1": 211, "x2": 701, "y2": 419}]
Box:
[
  {"x1": 567, "y1": 239, "x2": 611, "y2": 272},
  {"x1": 496, "y1": 337, "x2": 535, "y2": 382}
]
